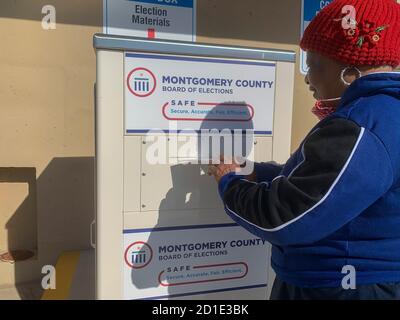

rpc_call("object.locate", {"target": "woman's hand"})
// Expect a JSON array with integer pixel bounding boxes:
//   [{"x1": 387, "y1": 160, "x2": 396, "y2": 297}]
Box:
[{"x1": 207, "y1": 157, "x2": 257, "y2": 183}]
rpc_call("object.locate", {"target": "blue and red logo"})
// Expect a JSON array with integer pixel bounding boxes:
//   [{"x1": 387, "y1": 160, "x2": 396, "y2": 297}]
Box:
[
  {"x1": 124, "y1": 241, "x2": 153, "y2": 269},
  {"x1": 127, "y1": 67, "x2": 157, "y2": 98}
]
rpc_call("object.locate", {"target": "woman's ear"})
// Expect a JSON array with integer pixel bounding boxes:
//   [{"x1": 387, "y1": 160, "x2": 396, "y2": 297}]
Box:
[{"x1": 340, "y1": 66, "x2": 362, "y2": 86}]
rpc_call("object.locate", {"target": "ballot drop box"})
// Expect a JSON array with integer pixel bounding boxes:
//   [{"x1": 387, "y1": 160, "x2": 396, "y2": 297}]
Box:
[{"x1": 94, "y1": 34, "x2": 296, "y2": 300}]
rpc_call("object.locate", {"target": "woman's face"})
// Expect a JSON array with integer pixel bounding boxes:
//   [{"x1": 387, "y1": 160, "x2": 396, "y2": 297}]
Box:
[{"x1": 305, "y1": 51, "x2": 348, "y2": 100}]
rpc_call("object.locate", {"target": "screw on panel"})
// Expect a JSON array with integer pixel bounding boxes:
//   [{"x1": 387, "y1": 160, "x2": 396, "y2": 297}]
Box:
[{"x1": 142, "y1": 173, "x2": 146, "y2": 176}]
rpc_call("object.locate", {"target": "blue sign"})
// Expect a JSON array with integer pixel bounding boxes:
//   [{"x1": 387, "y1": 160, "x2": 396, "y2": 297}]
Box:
[
  {"x1": 303, "y1": 0, "x2": 332, "y2": 22},
  {"x1": 128, "y1": 0, "x2": 194, "y2": 8},
  {"x1": 300, "y1": 0, "x2": 332, "y2": 75}
]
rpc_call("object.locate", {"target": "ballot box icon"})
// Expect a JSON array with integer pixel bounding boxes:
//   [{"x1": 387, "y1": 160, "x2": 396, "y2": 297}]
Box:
[
  {"x1": 134, "y1": 78, "x2": 150, "y2": 92},
  {"x1": 132, "y1": 250, "x2": 146, "y2": 264},
  {"x1": 124, "y1": 241, "x2": 153, "y2": 269}
]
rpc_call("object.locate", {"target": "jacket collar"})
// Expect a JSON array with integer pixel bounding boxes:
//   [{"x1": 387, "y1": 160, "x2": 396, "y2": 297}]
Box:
[{"x1": 338, "y1": 72, "x2": 400, "y2": 110}]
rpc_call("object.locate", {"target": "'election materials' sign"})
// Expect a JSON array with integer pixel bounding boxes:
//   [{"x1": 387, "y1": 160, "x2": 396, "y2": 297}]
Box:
[{"x1": 104, "y1": 0, "x2": 196, "y2": 41}]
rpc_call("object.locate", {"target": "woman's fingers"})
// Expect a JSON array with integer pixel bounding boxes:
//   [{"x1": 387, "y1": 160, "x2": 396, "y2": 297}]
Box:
[{"x1": 207, "y1": 165, "x2": 217, "y2": 176}]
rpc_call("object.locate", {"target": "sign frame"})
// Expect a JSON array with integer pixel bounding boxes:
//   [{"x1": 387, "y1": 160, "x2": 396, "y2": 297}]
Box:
[{"x1": 103, "y1": 0, "x2": 197, "y2": 42}]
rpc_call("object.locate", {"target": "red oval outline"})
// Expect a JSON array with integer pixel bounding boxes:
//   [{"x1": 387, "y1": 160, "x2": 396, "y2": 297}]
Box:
[
  {"x1": 158, "y1": 262, "x2": 248, "y2": 287},
  {"x1": 162, "y1": 102, "x2": 255, "y2": 122}
]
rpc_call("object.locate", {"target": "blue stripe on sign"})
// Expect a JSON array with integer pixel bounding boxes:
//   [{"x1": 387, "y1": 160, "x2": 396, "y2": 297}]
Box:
[
  {"x1": 125, "y1": 53, "x2": 276, "y2": 67},
  {"x1": 125, "y1": 130, "x2": 273, "y2": 135},
  {"x1": 105, "y1": 0, "x2": 108, "y2": 33},
  {"x1": 123, "y1": 223, "x2": 239, "y2": 234},
  {"x1": 136, "y1": 283, "x2": 267, "y2": 300},
  {"x1": 128, "y1": 0, "x2": 194, "y2": 9}
]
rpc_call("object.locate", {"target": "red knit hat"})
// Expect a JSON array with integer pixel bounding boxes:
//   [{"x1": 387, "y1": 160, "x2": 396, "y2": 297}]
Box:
[{"x1": 300, "y1": 0, "x2": 400, "y2": 67}]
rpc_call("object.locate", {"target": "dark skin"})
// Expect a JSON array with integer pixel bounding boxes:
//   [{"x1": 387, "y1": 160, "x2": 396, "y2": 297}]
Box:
[
  {"x1": 306, "y1": 51, "x2": 393, "y2": 104},
  {"x1": 209, "y1": 51, "x2": 394, "y2": 183}
]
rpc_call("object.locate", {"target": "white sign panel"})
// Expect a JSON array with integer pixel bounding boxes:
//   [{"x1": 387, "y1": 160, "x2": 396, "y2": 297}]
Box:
[
  {"x1": 123, "y1": 223, "x2": 270, "y2": 299},
  {"x1": 104, "y1": 0, "x2": 196, "y2": 41},
  {"x1": 124, "y1": 53, "x2": 276, "y2": 134},
  {"x1": 300, "y1": 0, "x2": 332, "y2": 75}
]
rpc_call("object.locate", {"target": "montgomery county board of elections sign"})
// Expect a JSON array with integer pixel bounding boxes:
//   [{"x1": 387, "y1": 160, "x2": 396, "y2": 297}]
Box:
[
  {"x1": 103, "y1": 0, "x2": 196, "y2": 41},
  {"x1": 300, "y1": 0, "x2": 332, "y2": 75},
  {"x1": 123, "y1": 224, "x2": 270, "y2": 299},
  {"x1": 124, "y1": 52, "x2": 276, "y2": 134}
]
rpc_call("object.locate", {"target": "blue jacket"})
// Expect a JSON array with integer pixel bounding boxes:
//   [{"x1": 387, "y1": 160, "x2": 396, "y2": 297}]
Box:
[{"x1": 218, "y1": 72, "x2": 400, "y2": 288}]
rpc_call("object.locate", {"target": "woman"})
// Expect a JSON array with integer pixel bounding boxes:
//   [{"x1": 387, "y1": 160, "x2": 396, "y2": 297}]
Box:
[{"x1": 208, "y1": 0, "x2": 400, "y2": 299}]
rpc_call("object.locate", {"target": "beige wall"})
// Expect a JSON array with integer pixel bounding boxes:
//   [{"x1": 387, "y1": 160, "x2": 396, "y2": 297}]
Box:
[{"x1": 0, "y1": 0, "x2": 315, "y2": 289}]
